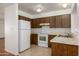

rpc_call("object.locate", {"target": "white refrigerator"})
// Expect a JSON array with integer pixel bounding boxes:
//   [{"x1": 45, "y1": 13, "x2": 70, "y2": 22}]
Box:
[{"x1": 19, "y1": 20, "x2": 31, "y2": 52}]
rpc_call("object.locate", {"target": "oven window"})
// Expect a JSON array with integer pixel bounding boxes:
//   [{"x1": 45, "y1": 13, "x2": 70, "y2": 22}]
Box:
[{"x1": 40, "y1": 36, "x2": 46, "y2": 41}]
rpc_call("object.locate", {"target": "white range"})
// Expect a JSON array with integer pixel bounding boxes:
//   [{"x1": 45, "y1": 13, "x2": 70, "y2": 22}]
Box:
[{"x1": 38, "y1": 26, "x2": 50, "y2": 47}]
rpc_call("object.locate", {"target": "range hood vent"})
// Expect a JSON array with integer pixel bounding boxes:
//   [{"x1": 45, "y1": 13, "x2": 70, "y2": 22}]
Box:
[{"x1": 39, "y1": 23, "x2": 50, "y2": 26}]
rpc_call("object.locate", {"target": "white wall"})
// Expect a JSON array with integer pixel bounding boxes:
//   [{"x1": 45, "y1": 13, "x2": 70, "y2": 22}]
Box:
[
  {"x1": 0, "y1": 20, "x2": 4, "y2": 38},
  {"x1": 71, "y1": 4, "x2": 79, "y2": 55},
  {"x1": 71, "y1": 4, "x2": 79, "y2": 35},
  {"x1": 5, "y1": 4, "x2": 19, "y2": 55}
]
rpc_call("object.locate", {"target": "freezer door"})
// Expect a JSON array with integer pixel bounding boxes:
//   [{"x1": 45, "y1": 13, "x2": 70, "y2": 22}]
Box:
[
  {"x1": 26, "y1": 21, "x2": 31, "y2": 29},
  {"x1": 19, "y1": 20, "x2": 31, "y2": 29},
  {"x1": 19, "y1": 30, "x2": 30, "y2": 52}
]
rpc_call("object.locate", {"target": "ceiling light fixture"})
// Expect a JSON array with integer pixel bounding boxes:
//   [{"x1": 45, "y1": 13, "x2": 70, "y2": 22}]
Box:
[
  {"x1": 36, "y1": 8, "x2": 42, "y2": 12},
  {"x1": 62, "y1": 4, "x2": 67, "y2": 8}
]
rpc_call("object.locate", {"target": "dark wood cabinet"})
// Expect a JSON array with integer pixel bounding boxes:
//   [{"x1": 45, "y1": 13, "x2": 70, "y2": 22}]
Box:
[
  {"x1": 31, "y1": 20, "x2": 34, "y2": 28},
  {"x1": 50, "y1": 16, "x2": 56, "y2": 28},
  {"x1": 31, "y1": 34, "x2": 38, "y2": 45},
  {"x1": 31, "y1": 18, "x2": 41, "y2": 28},
  {"x1": 55, "y1": 16, "x2": 62, "y2": 28},
  {"x1": 35, "y1": 19, "x2": 40, "y2": 28},
  {"x1": 51, "y1": 42, "x2": 78, "y2": 56},
  {"x1": 67, "y1": 45, "x2": 78, "y2": 56},
  {"x1": 31, "y1": 14, "x2": 71, "y2": 28},
  {"x1": 18, "y1": 15, "x2": 30, "y2": 21},
  {"x1": 43, "y1": 17, "x2": 50, "y2": 23},
  {"x1": 55, "y1": 14, "x2": 71, "y2": 28},
  {"x1": 51, "y1": 43, "x2": 64, "y2": 56},
  {"x1": 48, "y1": 35, "x2": 56, "y2": 47},
  {"x1": 61, "y1": 14, "x2": 71, "y2": 28},
  {"x1": 31, "y1": 19, "x2": 38, "y2": 28}
]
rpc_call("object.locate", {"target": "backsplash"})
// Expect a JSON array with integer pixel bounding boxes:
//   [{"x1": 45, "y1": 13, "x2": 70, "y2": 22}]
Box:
[{"x1": 31, "y1": 28, "x2": 71, "y2": 35}]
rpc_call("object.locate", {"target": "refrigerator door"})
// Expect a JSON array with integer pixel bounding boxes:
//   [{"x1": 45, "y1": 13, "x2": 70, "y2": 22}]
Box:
[
  {"x1": 19, "y1": 20, "x2": 31, "y2": 29},
  {"x1": 19, "y1": 30, "x2": 30, "y2": 52},
  {"x1": 26, "y1": 21, "x2": 31, "y2": 29}
]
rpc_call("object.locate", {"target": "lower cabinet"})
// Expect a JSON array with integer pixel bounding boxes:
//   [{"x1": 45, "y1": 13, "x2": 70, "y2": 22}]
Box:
[
  {"x1": 51, "y1": 42, "x2": 78, "y2": 56},
  {"x1": 31, "y1": 34, "x2": 38, "y2": 45},
  {"x1": 48, "y1": 35, "x2": 56, "y2": 47}
]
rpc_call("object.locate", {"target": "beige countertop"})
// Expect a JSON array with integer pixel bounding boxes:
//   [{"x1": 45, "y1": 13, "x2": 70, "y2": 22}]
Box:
[{"x1": 50, "y1": 36, "x2": 79, "y2": 46}]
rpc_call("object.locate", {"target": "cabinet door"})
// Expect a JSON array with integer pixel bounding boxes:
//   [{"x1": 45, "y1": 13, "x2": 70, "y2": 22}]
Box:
[
  {"x1": 50, "y1": 16, "x2": 55, "y2": 28},
  {"x1": 38, "y1": 18, "x2": 43, "y2": 28},
  {"x1": 31, "y1": 17, "x2": 50, "y2": 28},
  {"x1": 44, "y1": 17, "x2": 50, "y2": 23},
  {"x1": 51, "y1": 43, "x2": 78, "y2": 56},
  {"x1": 35, "y1": 19, "x2": 40, "y2": 28},
  {"x1": 31, "y1": 34, "x2": 38, "y2": 45},
  {"x1": 55, "y1": 16, "x2": 62, "y2": 28},
  {"x1": 51, "y1": 43, "x2": 64, "y2": 56},
  {"x1": 62, "y1": 14, "x2": 71, "y2": 28},
  {"x1": 31, "y1": 19, "x2": 38, "y2": 28},
  {"x1": 48, "y1": 35, "x2": 56, "y2": 47},
  {"x1": 67, "y1": 45, "x2": 78, "y2": 56},
  {"x1": 39, "y1": 17, "x2": 50, "y2": 23},
  {"x1": 63, "y1": 44, "x2": 68, "y2": 56},
  {"x1": 31, "y1": 19, "x2": 35, "y2": 28}
]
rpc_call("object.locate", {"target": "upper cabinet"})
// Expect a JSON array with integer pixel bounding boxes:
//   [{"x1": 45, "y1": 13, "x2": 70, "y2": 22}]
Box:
[
  {"x1": 31, "y1": 19, "x2": 37, "y2": 28},
  {"x1": 61, "y1": 14, "x2": 71, "y2": 28},
  {"x1": 55, "y1": 14, "x2": 71, "y2": 28},
  {"x1": 18, "y1": 15, "x2": 30, "y2": 21},
  {"x1": 50, "y1": 16, "x2": 56, "y2": 28},
  {"x1": 31, "y1": 17, "x2": 50, "y2": 28},
  {"x1": 55, "y1": 15, "x2": 62, "y2": 28},
  {"x1": 31, "y1": 14, "x2": 71, "y2": 28},
  {"x1": 31, "y1": 18, "x2": 40, "y2": 28}
]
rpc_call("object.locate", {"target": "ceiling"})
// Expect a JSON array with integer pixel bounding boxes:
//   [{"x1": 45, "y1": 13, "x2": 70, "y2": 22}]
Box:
[
  {"x1": 19, "y1": 3, "x2": 73, "y2": 15},
  {"x1": 0, "y1": 3, "x2": 73, "y2": 20}
]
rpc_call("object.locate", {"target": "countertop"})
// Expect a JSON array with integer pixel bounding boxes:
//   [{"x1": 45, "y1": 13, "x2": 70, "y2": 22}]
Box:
[{"x1": 50, "y1": 36, "x2": 79, "y2": 46}]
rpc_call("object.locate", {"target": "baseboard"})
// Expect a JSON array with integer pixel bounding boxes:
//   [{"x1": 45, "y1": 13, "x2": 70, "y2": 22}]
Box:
[{"x1": 5, "y1": 49, "x2": 19, "y2": 56}]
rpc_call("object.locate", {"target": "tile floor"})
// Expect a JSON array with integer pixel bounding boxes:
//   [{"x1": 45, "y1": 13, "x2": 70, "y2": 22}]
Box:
[{"x1": 19, "y1": 44, "x2": 51, "y2": 56}]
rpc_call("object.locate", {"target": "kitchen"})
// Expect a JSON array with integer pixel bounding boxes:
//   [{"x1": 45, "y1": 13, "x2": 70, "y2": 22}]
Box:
[
  {"x1": 0, "y1": 3, "x2": 78, "y2": 56},
  {"x1": 18, "y1": 3, "x2": 79, "y2": 56}
]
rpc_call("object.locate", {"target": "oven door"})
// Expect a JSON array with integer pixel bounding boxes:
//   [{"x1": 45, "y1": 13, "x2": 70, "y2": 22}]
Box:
[{"x1": 38, "y1": 34, "x2": 48, "y2": 43}]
